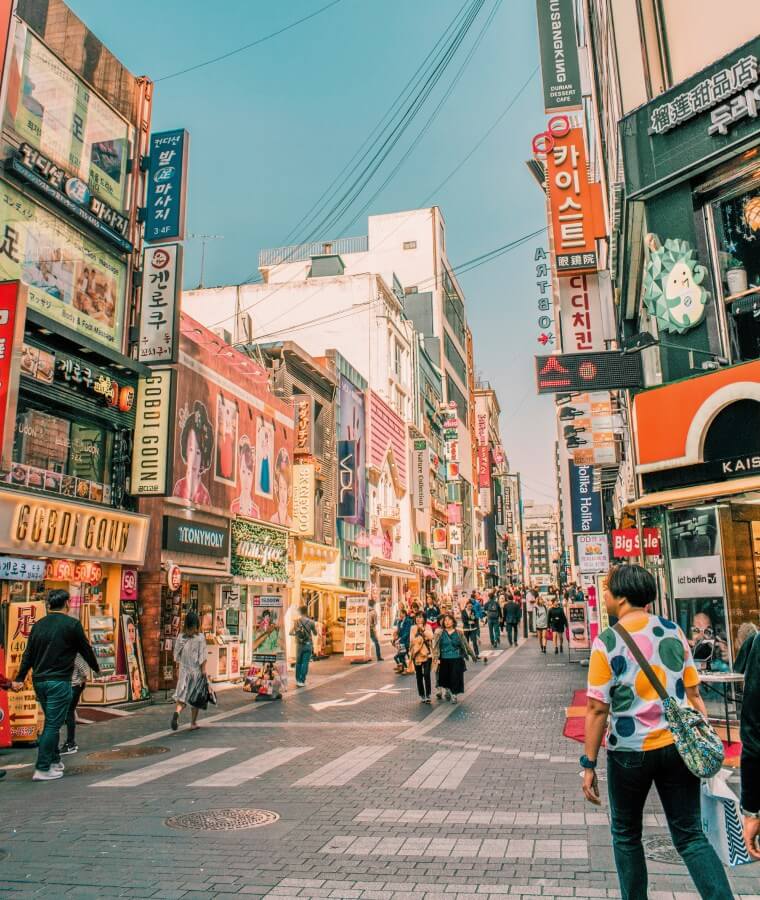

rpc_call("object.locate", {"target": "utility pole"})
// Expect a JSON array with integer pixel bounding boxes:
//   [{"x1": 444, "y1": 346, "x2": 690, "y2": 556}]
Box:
[{"x1": 188, "y1": 233, "x2": 224, "y2": 288}]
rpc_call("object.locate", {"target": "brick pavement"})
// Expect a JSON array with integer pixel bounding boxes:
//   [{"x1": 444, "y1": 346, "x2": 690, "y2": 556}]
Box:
[{"x1": 0, "y1": 637, "x2": 758, "y2": 899}]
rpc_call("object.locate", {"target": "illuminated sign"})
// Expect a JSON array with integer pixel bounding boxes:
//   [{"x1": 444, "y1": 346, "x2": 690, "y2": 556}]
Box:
[{"x1": 535, "y1": 351, "x2": 643, "y2": 394}]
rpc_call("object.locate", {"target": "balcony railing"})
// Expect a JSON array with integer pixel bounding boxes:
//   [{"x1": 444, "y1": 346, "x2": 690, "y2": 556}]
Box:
[
  {"x1": 259, "y1": 235, "x2": 369, "y2": 267},
  {"x1": 377, "y1": 504, "x2": 400, "y2": 522}
]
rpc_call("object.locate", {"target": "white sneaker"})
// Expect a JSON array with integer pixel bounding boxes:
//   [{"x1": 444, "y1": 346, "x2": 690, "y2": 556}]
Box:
[
  {"x1": 435, "y1": 689, "x2": 442, "y2": 699},
  {"x1": 295, "y1": 681, "x2": 305, "y2": 687},
  {"x1": 451, "y1": 695, "x2": 458, "y2": 704},
  {"x1": 444, "y1": 689, "x2": 452, "y2": 702},
  {"x1": 32, "y1": 768, "x2": 63, "y2": 781},
  {"x1": 51, "y1": 761, "x2": 65, "y2": 771}
]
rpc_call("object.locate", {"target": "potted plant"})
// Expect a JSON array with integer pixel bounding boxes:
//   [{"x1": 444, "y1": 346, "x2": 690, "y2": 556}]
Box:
[{"x1": 725, "y1": 255, "x2": 748, "y2": 294}]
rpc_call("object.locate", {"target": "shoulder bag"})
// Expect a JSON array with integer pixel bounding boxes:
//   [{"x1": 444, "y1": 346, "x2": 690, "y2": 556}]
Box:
[{"x1": 613, "y1": 623, "x2": 724, "y2": 778}]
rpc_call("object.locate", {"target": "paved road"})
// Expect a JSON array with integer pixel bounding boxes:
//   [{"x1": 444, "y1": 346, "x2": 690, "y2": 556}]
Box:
[{"x1": 1, "y1": 639, "x2": 759, "y2": 899}]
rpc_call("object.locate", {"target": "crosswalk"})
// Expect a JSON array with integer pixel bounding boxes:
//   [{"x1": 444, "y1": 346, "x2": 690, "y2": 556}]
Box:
[{"x1": 90, "y1": 741, "x2": 484, "y2": 790}]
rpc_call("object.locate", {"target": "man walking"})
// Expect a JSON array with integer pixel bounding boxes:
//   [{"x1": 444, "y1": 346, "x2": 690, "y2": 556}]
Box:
[
  {"x1": 291, "y1": 605, "x2": 317, "y2": 687},
  {"x1": 11, "y1": 590, "x2": 99, "y2": 781},
  {"x1": 504, "y1": 593, "x2": 522, "y2": 646},
  {"x1": 369, "y1": 603, "x2": 383, "y2": 661},
  {"x1": 485, "y1": 591, "x2": 501, "y2": 649},
  {"x1": 735, "y1": 622, "x2": 760, "y2": 859}
]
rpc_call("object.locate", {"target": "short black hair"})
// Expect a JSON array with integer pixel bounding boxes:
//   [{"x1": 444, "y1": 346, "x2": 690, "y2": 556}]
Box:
[
  {"x1": 607, "y1": 564, "x2": 656, "y2": 608},
  {"x1": 298, "y1": 605, "x2": 308, "y2": 616},
  {"x1": 183, "y1": 611, "x2": 200, "y2": 634},
  {"x1": 47, "y1": 589, "x2": 69, "y2": 610}
]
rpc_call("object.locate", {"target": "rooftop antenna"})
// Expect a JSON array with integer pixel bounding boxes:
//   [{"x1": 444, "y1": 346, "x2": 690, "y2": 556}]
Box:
[{"x1": 187, "y1": 233, "x2": 224, "y2": 288}]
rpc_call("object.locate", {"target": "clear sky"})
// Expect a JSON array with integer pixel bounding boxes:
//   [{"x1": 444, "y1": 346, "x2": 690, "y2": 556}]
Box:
[{"x1": 67, "y1": 0, "x2": 559, "y2": 505}]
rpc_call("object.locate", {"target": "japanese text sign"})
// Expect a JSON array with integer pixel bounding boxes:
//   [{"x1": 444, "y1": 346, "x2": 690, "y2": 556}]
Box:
[
  {"x1": 139, "y1": 244, "x2": 182, "y2": 364},
  {"x1": 145, "y1": 129, "x2": 189, "y2": 243}
]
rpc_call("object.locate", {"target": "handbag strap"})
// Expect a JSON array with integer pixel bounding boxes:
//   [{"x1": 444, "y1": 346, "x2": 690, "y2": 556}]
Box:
[{"x1": 613, "y1": 622, "x2": 669, "y2": 702}]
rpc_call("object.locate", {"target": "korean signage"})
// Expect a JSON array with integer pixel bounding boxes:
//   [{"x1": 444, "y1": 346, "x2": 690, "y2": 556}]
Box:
[
  {"x1": 230, "y1": 519, "x2": 288, "y2": 582},
  {"x1": 145, "y1": 129, "x2": 189, "y2": 243},
  {"x1": 536, "y1": 351, "x2": 643, "y2": 394},
  {"x1": 569, "y1": 462, "x2": 602, "y2": 534},
  {"x1": 163, "y1": 516, "x2": 229, "y2": 558},
  {"x1": 0, "y1": 489, "x2": 150, "y2": 565},
  {"x1": 534, "y1": 246, "x2": 555, "y2": 347},
  {"x1": 0, "y1": 556, "x2": 45, "y2": 580},
  {"x1": 0, "y1": 282, "x2": 25, "y2": 468},
  {"x1": 343, "y1": 596, "x2": 370, "y2": 661},
  {"x1": 413, "y1": 440, "x2": 430, "y2": 511},
  {"x1": 292, "y1": 464, "x2": 316, "y2": 537},
  {"x1": 47, "y1": 351, "x2": 135, "y2": 412},
  {"x1": 448, "y1": 524, "x2": 462, "y2": 546},
  {"x1": 612, "y1": 528, "x2": 662, "y2": 558},
  {"x1": 131, "y1": 369, "x2": 173, "y2": 496},
  {"x1": 337, "y1": 439, "x2": 358, "y2": 519},
  {"x1": 0, "y1": 182, "x2": 127, "y2": 352},
  {"x1": 338, "y1": 376, "x2": 366, "y2": 526},
  {"x1": 294, "y1": 396, "x2": 315, "y2": 456},
  {"x1": 139, "y1": 244, "x2": 183, "y2": 364},
  {"x1": 575, "y1": 533, "x2": 609, "y2": 573},
  {"x1": 535, "y1": 0, "x2": 582, "y2": 112},
  {"x1": 558, "y1": 273, "x2": 605, "y2": 352},
  {"x1": 171, "y1": 315, "x2": 294, "y2": 526},
  {"x1": 6, "y1": 599, "x2": 46, "y2": 741},
  {"x1": 477, "y1": 445, "x2": 491, "y2": 489},
  {"x1": 538, "y1": 117, "x2": 605, "y2": 275}
]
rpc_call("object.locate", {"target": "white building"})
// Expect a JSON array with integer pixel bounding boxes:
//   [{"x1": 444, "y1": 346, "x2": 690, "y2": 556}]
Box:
[{"x1": 522, "y1": 501, "x2": 560, "y2": 589}]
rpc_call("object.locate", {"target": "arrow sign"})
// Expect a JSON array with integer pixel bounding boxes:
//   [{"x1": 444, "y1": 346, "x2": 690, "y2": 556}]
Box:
[{"x1": 311, "y1": 683, "x2": 404, "y2": 712}]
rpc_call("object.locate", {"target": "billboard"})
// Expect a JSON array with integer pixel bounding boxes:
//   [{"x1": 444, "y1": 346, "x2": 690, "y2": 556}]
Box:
[
  {"x1": 569, "y1": 462, "x2": 602, "y2": 534},
  {"x1": 536, "y1": 351, "x2": 644, "y2": 394},
  {"x1": 338, "y1": 376, "x2": 366, "y2": 524},
  {"x1": 0, "y1": 183, "x2": 127, "y2": 351},
  {"x1": 535, "y1": 0, "x2": 582, "y2": 112},
  {"x1": 171, "y1": 315, "x2": 294, "y2": 525},
  {"x1": 558, "y1": 273, "x2": 606, "y2": 352}
]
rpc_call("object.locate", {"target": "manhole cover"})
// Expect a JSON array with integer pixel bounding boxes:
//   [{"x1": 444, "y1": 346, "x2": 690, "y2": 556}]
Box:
[
  {"x1": 89, "y1": 746, "x2": 169, "y2": 760},
  {"x1": 643, "y1": 836, "x2": 681, "y2": 864},
  {"x1": 165, "y1": 808, "x2": 280, "y2": 831},
  {"x1": 14, "y1": 763, "x2": 110, "y2": 780}
]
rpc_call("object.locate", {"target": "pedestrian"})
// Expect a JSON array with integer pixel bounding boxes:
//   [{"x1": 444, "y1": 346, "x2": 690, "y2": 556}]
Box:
[
  {"x1": 0, "y1": 672, "x2": 12, "y2": 780},
  {"x1": 369, "y1": 603, "x2": 383, "y2": 661},
  {"x1": 433, "y1": 612, "x2": 475, "y2": 703},
  {"x1": 171, "y1": 612, "x2": 208, "y2": 729},
  {"x1": 59, "y1": 653, "x2": 90, "y2": 755},
  {"x1": 460, "y1": 599, "x2": 481, "y2": 661},
  {"x1": 11, "y1": 589, "x2": 99, "y2": 781},
  {"x1": 392, "y1": 606, "x2": 413, "y2": 674},
  {"x1": 469, "y1": 590, "x2": 484, "y2": 621},
  {"x1": 409, "y1": 612, "x2": 434, "y2": 703},
  {"x1": 485, "y1": 591, "x2": 501, "y2": 649},
  {"x1": 534, "y1": 595, "x2": 548, "y2": 653},
  {"x1": 291, "y1": 605, "x2": 317, "y2": 687},
  {"x1": 498, "y1": 592, "x2": 508, "y2": 634},
  {"x1": 525, "y1": 587, "x2": 536, "y2": 633},
  {"x1": 735, "y1": 621, "x2": 760, "y2": 860},
  {"x1": 547, "y1": 596, "x2": 568, "y2": 654},
  {"x1": 582, "y1": 564, "x2": 734, "y2": 900},
  {"x1": 424, "y1": 594, "x2": 441, "y2": 631},
  {"x1": 504, "y1": 593, "x2": 522, "y2": 646}
]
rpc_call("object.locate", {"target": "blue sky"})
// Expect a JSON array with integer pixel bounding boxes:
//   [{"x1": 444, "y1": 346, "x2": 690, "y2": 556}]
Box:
[{"x1": 67, "y1": 0, "x2": 558, "y2": 504}]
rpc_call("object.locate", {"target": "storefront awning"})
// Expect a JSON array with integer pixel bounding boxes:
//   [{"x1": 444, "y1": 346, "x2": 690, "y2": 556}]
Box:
[
  {"x1": 416, "y1": 566, "x2": 438, "y2": 580},
  {"x1": 370, "y1": 558, "x2": 419, "y2": 579},
  {"x1": 300, "y1": 581, "x2": 366, "y2": 596},
  {"x1": 628, "y1": 476, "x2": 760, "y2": 510}
]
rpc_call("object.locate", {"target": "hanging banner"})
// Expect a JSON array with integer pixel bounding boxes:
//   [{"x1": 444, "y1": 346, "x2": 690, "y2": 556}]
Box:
[
  {"x1": 535, "y1": 0, "x2": 583, "y2": 112},
  {"x1": 337, "y1": 439, "x2": 358, "y2": 519},
  {"x1": 413, "y1": 440, "x2": 430, "y2": 511},
  {"x1": 292, "y1": 463, "x2": 315, "y2": 537},
  {"x1": 343, "y1": 595, "x2": 370, "y2": 661},
  {"x1": 6, "y1": 599, "x2": 46, "y2": 742},
  {"x1": 145, "y1": 129, "x2": 189, "y2": 243},
  {"x1": 477, "y1": 445, "x2": 491, "y2": 489},
  {"x1": 558, "y1": 272, "x2": 605, "y2": 352},
  {"x1": 338, "y1": 376, "x2": 366, "y2": 526},
  {"x1": 569, "y1": 462, "x2": 602, "y2": 534},
  {"x1": 612, "y1": 527, "x2": 662, "y2": 558},
  {"x1": 294, "y1": 396, "x2": 315, "y2": 456},
  {"x1": 139, "y1": 244, "x2": 183, "y2": 364},
  {"x1": 131, "y1": 368, "x2": 174, "y2": 495}
]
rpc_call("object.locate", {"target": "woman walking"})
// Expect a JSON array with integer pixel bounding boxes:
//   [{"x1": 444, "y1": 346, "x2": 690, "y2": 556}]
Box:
[
  {"x1": 460, "y1": 599, "x2": 481, "y2": 661},
  {"x1": 171, "y1": 612, "x2": 207, "y2": 731},
  {"x1": 409, "y1": 612, "x2": 434, "y2": 703},
  {"x1": 534, "y1": 595, "x2": 549, "y2": 653},
  {"x1": 59, "y1": 653, "x2": 89, "y2": 755},
  {"x1": 433, "y1": 612, "x2": 475, "y2": 704}
]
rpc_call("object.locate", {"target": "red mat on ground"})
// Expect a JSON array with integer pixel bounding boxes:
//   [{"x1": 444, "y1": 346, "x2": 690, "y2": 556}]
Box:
[{"x1": 563, "y1": 689, "x2": 742, "y2": 765}]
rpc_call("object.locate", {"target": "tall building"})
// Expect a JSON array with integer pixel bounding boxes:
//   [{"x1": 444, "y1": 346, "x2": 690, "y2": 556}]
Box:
[{"x1": 522, "y1": 501, "x2": 560, "y2": 589}]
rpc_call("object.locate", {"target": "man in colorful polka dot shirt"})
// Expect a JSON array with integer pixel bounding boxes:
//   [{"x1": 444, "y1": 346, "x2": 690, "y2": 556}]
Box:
[{"x1": 582, "y1": 564, "x2": 734, "y2": 900}]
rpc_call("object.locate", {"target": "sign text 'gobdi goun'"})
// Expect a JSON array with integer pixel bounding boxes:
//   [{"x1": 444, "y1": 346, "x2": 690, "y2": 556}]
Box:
[{"x1": 0, "y1": 490, "x2": 150, "y2": 567}]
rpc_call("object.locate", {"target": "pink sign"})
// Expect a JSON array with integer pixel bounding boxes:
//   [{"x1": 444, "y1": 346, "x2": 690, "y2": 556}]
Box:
[
  {"x1": 367, "y1": 391, "x2": 407, "y2": 489},
  {"x1": 120, "y1": 567, "x2": 138, "y2": 601}
]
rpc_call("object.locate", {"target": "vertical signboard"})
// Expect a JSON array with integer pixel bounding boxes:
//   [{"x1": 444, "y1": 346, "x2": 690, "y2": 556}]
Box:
[
  {"x1": 558, "y1": 272, "x2": 605, "y2": 352},
  {"x1": 569, "y1": 462, "x2": 602, "y2": 533},
  {"x1": 338, "y1": 376, "x2": 366, "y2": 526},
  {"x1": 337, "y1": 439, "x2": 358, "y2": 519},
  {"x1": 535, "y1": 0, "x2": 583, "y2": 112},
  {"x1": 145, "y1": 129, "x2": 189, "y2": 243},
  {"x1": 575, "y1": 533, "x2": 610, "y2": 573},
  {"x1": 477, "y1": 445, "x2": 491, "y2": 489},
  {"x1": 343, "y1": 596, "x2": 370, "y2": 661},
  {"x1": 294, "y1": 396, "x2": 315, "y2": 456},
  {"x1": 0, "y1": 646, "x2": 9, "y2": 747},
  {"x1": 7, "y1": 599, "x2": 46, "y2": 741},
  {"x1": 292, "y1": 463, "x2": 316, "y2": 537},
  {"x1": 131, "y1": 368, "x2": 174, "y2": 495},
  {"x1": 0, "y1": 281, "x2": 26, "y2": 468},
  {"x1": 139, "y1": 244, "x2": 182, "y2": 364},
  {"x1": 413, "y1": 439, "x2": 430, "y2": 511}
]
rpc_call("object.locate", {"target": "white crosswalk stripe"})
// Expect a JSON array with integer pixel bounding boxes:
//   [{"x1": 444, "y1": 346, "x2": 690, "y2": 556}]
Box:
[
  {"x1": 292, "y1": 744, "x2": 394, "y2": 787},
  {"x1": 402, "y1": 749, "x2": 480, "y2": 789},
  {"x1": 190, "y1": 746, "x2": 312, "y2": 787},
  {"x1": 321, "y1": 834, "x2": 588, "y2": 859},
  {"x1": 92, "y1": 747, "x2": 233, "y2": 787}
]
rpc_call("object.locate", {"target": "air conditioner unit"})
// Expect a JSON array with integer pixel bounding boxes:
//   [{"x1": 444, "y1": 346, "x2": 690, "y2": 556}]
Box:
[{"x1": 213, "y1": 327, "x2": 232, "y2": 345}]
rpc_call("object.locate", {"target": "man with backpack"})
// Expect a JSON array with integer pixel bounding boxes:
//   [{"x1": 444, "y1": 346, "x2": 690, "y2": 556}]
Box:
[
  {"x1": 291, "y1": 605, "x2": 317, "y2": 687},
  {"x1": 485, "y1": 591, "x2": 501, "y2": 649}
]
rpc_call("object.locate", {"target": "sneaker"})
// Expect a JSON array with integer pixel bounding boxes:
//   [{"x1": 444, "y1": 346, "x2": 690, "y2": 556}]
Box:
[
  {"x1": 32, "y1": 768, "x2": 63, "y2": 781},
  {"x1": 170, "y1": 711, "x2": 179, "y2": 731},
  {"x1": 435, "y1": 689, "x2": 443, "y2": 699},
  {"x1": 295, "y1": 681, "x2": 305, "y2": 687},
  {"x1": 424, "y1": 698, "x2": 432, "y2": 704},
  {"x1": 59, "y1": 742, "x2": 78, "y2": 755},
  {"x1": 451, "y1": 695, "x2": 458, "y2": 704},
  {"x1": 51, "y1": 761, "x2": 64, "y2": 771},
  {"x1": 555, "y1": 648, "x2": 559, "y2": 655},
  {"x1": 444, "y1": 689, "x2": 452, "y2": 702}
]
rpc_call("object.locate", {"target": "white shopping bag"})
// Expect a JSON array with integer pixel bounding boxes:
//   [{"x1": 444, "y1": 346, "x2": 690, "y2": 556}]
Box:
[{"x1": 701, "y1": 770, "x2": 753, "y2": 867}]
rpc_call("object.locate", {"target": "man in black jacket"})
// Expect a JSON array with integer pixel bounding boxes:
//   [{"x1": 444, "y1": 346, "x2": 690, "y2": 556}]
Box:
[
  {"x1": 485, "y1": 592, "x2": 501, "y2": 649},
  {"x1": 735, "y1": 627, "x2": 760, "y2": 860},
  {"x1": 504, "y1": 594, "x2": 522, "y2": 646},
  {"x1": 12, "y1": 589, "x2": 99, "y2": 781}
]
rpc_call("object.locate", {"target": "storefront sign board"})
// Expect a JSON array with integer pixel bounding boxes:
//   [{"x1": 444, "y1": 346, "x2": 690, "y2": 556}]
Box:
[
  {"x1": 292, "y1": 464, "x2": 315, "y2": 537},
  {"x1": 6, "y1": 599, "x2": 45, "y2": 741},
  {"x1": 612, "y1": 527, "x2": 662, "y2": 558},
  {"x1": 477, "y1": 445, "x2": 490, "y2": 489},
  {"x1": 163, "y1": 515, "x2": 229, "y2": 558},
  {"x1": 0, "y1": 556, "x2": 45, "y2": 580},
  {"x1": 139, "y1": 244, "x2": 182, "y2": 364},
  {"x1": 575, "y1": 533, "x2": 609, "y2": 573},
  {"x1": 413, "y1": 443, "x2": 430, "y2": 511},
  {"x1": 558, "y1": 273, "x2": 606, "y2": 352},
  {"x1": 535, "y1": 0, "x2": 582, "y2": 112},
  {"x1": 0, "y1": 281, "x2": 26, "y2": 468},
  {"x1": 231, "y1": 519, "x2": 288, "y2": 582},
  {"x1": 294, "y1": 396, "x2": 315, "y2": 456},
  {"x1": 568, "y1": 601, "x2": 589, "y2": 649},
  {"x1": 343, "y1": 595, "x2": 370, "y2": 660},
  {"x1": 569, "y1": 462, "x2": 602, "y2": 534},
  {"x1": 337, "y1": 439, "x2": 357, "y2": 519},
  {"x1": 671, "y1": 555, "x2": 725, "y2": 599},
  {"x1": 145, "y1": 129, "x2": 189, "y2": 243},
  {"x1": 131, "y1": 369, "x2": 173, "y2": 495}
]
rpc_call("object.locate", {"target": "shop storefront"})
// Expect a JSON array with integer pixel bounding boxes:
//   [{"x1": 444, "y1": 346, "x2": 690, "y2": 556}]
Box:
[{"x1": 370, "y1": 558, "x2": 420, "y2": 632}]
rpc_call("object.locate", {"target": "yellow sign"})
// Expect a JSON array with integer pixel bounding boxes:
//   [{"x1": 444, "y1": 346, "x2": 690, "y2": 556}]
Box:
[
  {"x1": 597, "y1": 573, "x2": 610, "y2": 632},
  {"x1": 6, "y1": 600, "x2": 46, "y2": 742},
  {"x1": 292, "y1": 464, "x2": 315, "y2": 537},
  {"x1": 0, "y1": 489, "x2": 150, "y2": 565}
]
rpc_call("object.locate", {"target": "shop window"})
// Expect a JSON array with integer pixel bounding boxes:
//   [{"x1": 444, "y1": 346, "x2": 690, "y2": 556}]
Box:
[{"x1": 10, "y1": 403, "x2": 113, "y2": 502}]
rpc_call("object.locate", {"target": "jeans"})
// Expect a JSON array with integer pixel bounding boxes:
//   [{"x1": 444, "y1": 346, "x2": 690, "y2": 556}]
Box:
[
  {"x1": 607, "y1": 744, "x2": 734, "y2": 900},
  {"x1": 33, "y1": 679, "x2": 72, "y2": 771},
  {"x1": 414, "y1": 659, "x2": 432, "y2": 699},
  {"x1": 394, "y1": 642, "x2": 409, "y2": 668},
  {"x1": 370, "y1": 629, "x2": 382, "y2": 661},
  {"x1": 295, "y1": 642, "x2": 312, "y2": 684},
  {"x1": 487, "y1": 620, "x2": 500, "y2": 647},
  {"x1": 465, "y1": 631, "x2": 479, "y2": 659},
  {"x1": 65, "y1": 683, "x2": 86, "y2": 744},
  {"x1": 506, "y1": 622, "x2": 518, "y2": 645}
]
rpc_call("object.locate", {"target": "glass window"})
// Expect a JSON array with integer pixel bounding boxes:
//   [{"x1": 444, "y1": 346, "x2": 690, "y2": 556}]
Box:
[
  {"x1": 445, "y1": 374, "x2": 467, "y2": 423},
  {"x1": 403, "y1": 241, "x2": 417, "y2": 250},
  {"x1": 444, "y1": 332, "x2": 467, "y2": 384}
]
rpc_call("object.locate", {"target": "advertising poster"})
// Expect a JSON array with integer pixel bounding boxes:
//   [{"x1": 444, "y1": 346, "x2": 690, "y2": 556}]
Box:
[
  {"x1": 568, "y1": 602, "x2": 589, "y2": 650},
  {"x1": 0, "y1": 647, "x2": 11, "y2": 748},
  {"x1": 339, "y1": 376, "x2": 366, "y2": 525},
  {"x1": 0, "y1": 183, "x2": 126, "y2": 351},
  {"x1": 243, "y1": 654, "x2": 286, "y2": 699},
  {"x1": 245, "y1": 595, "x2": 288, "y2": 695},
  {"x1": 171, "y1": 315, "x2": 294, "y2": 524},
  {"x1": 230, "y1": 519, "x2": 288, "y2": 582},
  {"x1": 343, "y1": 596, "x2": 370, "y2": 661},
  {"x1": 575, "y1": 534, "x2": 610, "y2": 574},
  {"x1": 6, "y1": 600, "x2": 45, "y2": 741},
  {"x1": 120, "y1": 609, "x2": 149, "y2": 701},
  {"x1": 596, "y1": 573, "x2": 610, "y2": 633}
]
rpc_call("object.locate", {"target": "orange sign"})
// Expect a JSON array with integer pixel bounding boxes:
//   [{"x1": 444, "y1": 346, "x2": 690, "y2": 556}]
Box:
[
  {"x1": 542, "y1": 119, "x2": 605, "y2": 276},
  {"x1": 44, "y1": 559, "x2": 103, "y2": 585}
]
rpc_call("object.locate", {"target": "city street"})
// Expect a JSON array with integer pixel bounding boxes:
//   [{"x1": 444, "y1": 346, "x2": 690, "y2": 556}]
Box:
[{"x1": 2, "y1": 642, "x2": 759, "y2": 899}]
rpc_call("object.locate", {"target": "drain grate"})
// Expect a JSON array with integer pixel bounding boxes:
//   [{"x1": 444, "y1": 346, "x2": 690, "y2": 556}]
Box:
[
  {"x1": 89, "y1": 746, "x2": 168, "y2": 760},
  {"x1": 165, "y1": 808, "x2": 280, "y2": 831},
  {"x1": 643, "y1": 835, "x2": 681, "y2": 865},
  {"x1": 14, "y1": 763, "x2": 110, "y2": 780}
]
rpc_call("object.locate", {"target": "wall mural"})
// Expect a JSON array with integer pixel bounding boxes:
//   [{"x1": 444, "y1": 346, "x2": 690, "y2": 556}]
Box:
[{"x1": 643, "y1": 234, "x2": 710, "y2": 335}]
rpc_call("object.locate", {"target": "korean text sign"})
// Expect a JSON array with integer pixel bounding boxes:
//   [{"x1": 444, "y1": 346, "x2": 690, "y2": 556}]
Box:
[
  {"x1": 145, "y1": 130, "x2": 189, "y2": 243},
  {"x1": 139, "y1": 245, "x2": 182, "y2": 363}
]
